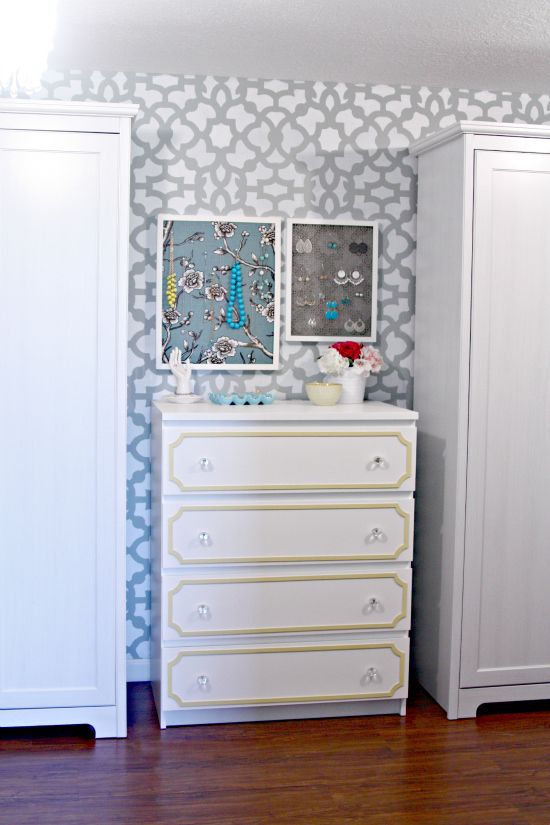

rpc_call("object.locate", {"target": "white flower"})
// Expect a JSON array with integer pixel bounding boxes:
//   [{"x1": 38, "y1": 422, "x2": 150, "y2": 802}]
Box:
[
  {"x1": 205, "y1": 283, "x2": 227, "y2": 301},
  {"x1": 163, "y1": 307, "x2": 180, "y2": 325},
  {"x1": 259, "y1": 223, "x2": 276, "y2": 247},
  {"x1": 212, "y1": 221, "x2": 237, "y2": 239},
  {"x1": 201, "y1": 338, "x2": 238, "y2": 365},
  {"x1": 260, "y1": 301, "x2": 275, "y2": 322},
  {"x1": 212, "y1": 336, "x2": 238, "y2": 358},
  {"x1": 318, "y1": 347, "x2": 348, "y2": 376},
  {"x1": 202, "y1": 350, "x2": 226, "y2": 365},
  {"x1": 178, "y1": 266, "x2": 204, "y2": 293}
]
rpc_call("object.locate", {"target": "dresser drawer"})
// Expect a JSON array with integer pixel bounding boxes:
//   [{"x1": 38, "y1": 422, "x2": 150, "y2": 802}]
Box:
[
  {"x1": 164, "y1": 639, "x2": 409, "y2": 709},
  {"x1": 163, "y1": 429, "x2": 415, "y2": 494},
  {"x1": 164, "y1": 499, "x2": 413, "y2": 565},
  {"x1": 164, "y1": 570, "x2": 411, "y2": 638}
]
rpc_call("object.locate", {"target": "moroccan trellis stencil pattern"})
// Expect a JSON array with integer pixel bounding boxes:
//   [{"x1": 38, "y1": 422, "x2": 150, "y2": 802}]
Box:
[{"x1": 14, "y1": 71, "x2": 550, "y2": 662}]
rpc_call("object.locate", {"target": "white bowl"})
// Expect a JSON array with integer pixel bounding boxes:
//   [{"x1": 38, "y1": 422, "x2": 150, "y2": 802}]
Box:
[{"x1": 305, "y1": 382, "x2": 343, "y2": 406}]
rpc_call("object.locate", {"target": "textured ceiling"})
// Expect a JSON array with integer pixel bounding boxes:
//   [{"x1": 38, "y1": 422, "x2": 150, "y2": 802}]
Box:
[{"x1": 51, "y1": 0, "x2": 550, "y2": 91}]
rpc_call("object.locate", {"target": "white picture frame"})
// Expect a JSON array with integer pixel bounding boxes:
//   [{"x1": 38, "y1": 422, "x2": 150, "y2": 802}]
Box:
[
  {"x1": 286, "y1": 218, "x2": 379, "y2": 342},
  {"x1": 156, "y1": 214, "x2": 281, "y2": 370}
]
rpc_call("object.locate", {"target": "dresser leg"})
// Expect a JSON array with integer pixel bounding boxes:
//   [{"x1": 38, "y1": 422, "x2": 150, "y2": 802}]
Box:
[{"x1": 399, "y1": 699, "x2": 407, "y2": 717}]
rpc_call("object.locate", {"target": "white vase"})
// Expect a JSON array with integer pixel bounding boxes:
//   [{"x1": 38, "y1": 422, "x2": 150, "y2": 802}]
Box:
[{"x1": 329, "y1": 371, "x2": 367, "y2": 404}]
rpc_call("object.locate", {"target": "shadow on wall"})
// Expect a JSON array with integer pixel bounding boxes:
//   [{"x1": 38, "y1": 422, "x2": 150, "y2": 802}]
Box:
[{"x1": 411, "y1": 430, "x2": 445, "y2": 695}]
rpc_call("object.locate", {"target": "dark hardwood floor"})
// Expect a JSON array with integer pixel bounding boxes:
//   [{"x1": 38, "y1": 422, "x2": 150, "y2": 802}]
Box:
[{"x1": 2, "y1": 682, "x2": 550, "y2": 824}]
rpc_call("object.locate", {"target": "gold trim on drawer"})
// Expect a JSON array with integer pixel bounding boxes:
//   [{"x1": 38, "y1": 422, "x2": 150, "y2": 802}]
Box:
[
  {"x1": 166, "y1": 572, "x2": 409, "y2": 637},
  {"x1": 167, "y1": 430, "x2": 413, "y2": 492},
  {"x1": 167, "y1": 502, "x2": 411, "y2": 565},
  {"x1": 166, "y1": 642, "x2": 406, "y2": 707}
]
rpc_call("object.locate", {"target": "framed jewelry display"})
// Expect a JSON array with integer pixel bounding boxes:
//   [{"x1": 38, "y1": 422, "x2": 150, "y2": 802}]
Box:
[
  {"x1": 156, "y1": 215, "x2": 281, "y2": 370},
  {"x1": 286, "y1": 219, "x2": 378, "y2": 342}
]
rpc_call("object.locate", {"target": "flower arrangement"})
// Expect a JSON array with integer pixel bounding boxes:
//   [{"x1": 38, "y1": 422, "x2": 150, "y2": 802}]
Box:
[{"x1": 318, "y1": 341, "x2": 383, "y2": 377}]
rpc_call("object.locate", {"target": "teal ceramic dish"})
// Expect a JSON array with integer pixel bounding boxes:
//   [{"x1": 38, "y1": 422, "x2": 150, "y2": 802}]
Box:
[{"x1": 209, "y1": 392, "x2": 274, "y2": 406}]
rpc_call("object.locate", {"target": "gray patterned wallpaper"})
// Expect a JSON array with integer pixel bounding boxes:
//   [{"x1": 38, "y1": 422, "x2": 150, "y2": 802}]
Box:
[{"x1": 15, "y1": 71, "x2": 550, "y2": 662}]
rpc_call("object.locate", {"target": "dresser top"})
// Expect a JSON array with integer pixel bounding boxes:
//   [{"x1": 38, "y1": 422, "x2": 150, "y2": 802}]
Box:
[{"x1": 153, "y1": 399, "x2": 417, "y2": 422}]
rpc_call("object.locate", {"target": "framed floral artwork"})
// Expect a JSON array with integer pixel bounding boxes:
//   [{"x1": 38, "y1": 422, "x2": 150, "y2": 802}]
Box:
[
  {"x1": 156, "y1": 215, "x2": 281, "y2": 370},
  {"x1": 286, "y1": 219, "x2": 378, "y2": 343}
]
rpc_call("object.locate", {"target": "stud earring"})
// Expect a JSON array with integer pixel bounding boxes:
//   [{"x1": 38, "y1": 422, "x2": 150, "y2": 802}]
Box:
[
  {"x1": 325, "y1": 300, "x2": 338, "y2": 320},
  {"x1": 355, "y1": 292, "x2": 364, "y2": 298},
  {"x1": 327, "y1": 241, "x2": 338, "y2": 250},
  {"x1": 341, "y1": 298, "x2": 351, "y2": 306},
  {"x1": 349, "y1": 242, "x2": 368, "y2": 255}
]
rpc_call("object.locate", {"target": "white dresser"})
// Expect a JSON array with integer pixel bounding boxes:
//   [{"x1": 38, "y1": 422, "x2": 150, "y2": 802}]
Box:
[
  {"x1": 0, "y1": 101, "x2": 137, "y2": 737},
  {"x1": 151, "y1": 400, "x2": 417, "y2": 727}
]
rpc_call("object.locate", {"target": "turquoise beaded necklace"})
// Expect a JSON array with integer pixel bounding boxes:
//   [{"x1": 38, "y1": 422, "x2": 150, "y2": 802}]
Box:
[{"x1": 227, "y1": 261, "x2": 246, "y2": 329}]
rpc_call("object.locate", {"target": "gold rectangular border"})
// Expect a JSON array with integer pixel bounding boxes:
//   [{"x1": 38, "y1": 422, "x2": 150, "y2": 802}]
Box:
[
  {"x1": 167, "y1": 430, "x2": 414, "y2": 492},
  {"x1": 166, "y1": 642, "x2": 406, "y2": 707},
  {"x1": 167, "y1": 501, "x2": 411, "y2": 565},
  {"x1": 166, "y1": 572, "x2": 409, "y2": 636}
]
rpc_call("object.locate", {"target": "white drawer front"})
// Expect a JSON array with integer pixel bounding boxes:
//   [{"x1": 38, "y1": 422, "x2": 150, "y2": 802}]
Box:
[
  {"x1": 164, "y1": 640, "x2": 409, "y2": 708},
  {"x1": 164, "y1": 429, "x2": 416, "y2": 494},
  {"x1": 164, "y1": 500, "x2": 413, "y2": 565},
  {"x1": 164, "y1": 570, "x2": 411, "y2": 637}
]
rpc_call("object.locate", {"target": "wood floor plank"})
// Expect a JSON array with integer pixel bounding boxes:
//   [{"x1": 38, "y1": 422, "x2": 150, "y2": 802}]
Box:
[{"x1": 1, "y1": 682, "x2": 550, "y2": 824}]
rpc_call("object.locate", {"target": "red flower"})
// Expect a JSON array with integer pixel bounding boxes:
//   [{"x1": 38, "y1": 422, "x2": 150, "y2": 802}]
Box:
[{"x1": 331, "y1": 341, "x2": 362, "y2": 362}]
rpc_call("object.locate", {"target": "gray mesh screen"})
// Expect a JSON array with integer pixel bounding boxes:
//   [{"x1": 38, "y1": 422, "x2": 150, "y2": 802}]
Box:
[{"x1": 290, "y1": 223, "x2": 375, "y2": 338}]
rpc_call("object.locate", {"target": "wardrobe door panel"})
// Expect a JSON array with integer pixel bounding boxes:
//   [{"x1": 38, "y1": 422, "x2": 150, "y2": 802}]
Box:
[
  {"x1": 461, "y1": 150, "x2": 550, "y2": 687},
  {"x1": 0, "y1": 130, "x2": 119, "y2": 708}
]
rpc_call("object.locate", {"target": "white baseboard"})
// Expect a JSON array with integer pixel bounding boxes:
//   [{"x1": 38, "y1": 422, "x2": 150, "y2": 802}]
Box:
[{"x1": 126, "y1": 658, "x2": 151, "y2": 683}]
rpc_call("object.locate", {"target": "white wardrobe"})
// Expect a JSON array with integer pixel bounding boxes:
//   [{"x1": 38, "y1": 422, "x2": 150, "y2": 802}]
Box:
[
  {"x1": 0, "y1": 101, "x2": 137, "y2": 737},
  {"x1": 411, "y1": 122, "x2": 550, "y2": 718}
]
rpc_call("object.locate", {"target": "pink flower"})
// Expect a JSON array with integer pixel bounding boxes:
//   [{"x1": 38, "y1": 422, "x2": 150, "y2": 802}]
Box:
[
  {"x1": 361, "y1": 345, "x2": 383, "y2": 373},
  {"x1": 347, "y1": 346, "x2": 383, "y2": 376}
]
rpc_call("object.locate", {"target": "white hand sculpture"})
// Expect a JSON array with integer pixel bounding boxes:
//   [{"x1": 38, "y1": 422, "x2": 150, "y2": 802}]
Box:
[{"x1": 169, "y1": 348, "x2": 193, "y2": 395}]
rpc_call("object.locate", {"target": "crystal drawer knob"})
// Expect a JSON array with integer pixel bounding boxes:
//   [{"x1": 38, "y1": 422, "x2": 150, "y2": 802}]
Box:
[
  {"x1": 366, "y1": 597, "x2": 382, "y2": 611},
  {"x1": 369, "y1": 527, "x2": 386, "y2": 542},
  {"x1": 199, "y1": 457, "x2": 211, "y2": 470},
  {"x1": 197, "y1": 674, "x2": 210, "y2": 689},
  {"x1": 197, "y1": 604, "x2": 210, "y2": 618},
  {"x1": 199, "y1": 532, "x2": 210, "y2": 546},
  {"x1": 369, "y1": 455, "x2": 387, "y2": 470},
  {"x1": 364, "y1": 667, "x2": 379, "y2": 683}
]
